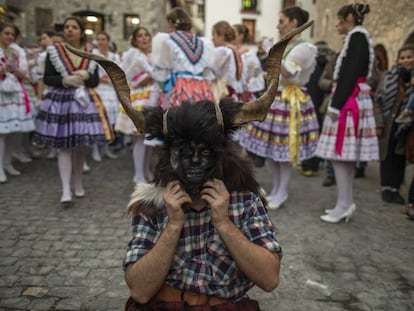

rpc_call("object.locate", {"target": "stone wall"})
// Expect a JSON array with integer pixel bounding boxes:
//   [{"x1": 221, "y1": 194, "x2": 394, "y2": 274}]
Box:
[
  {"x1": 313, "y1": 0, "x2": 414, "y2": 66},
  {"x1": 11, "y1": 0, "x2": 168, "y2": 52}
]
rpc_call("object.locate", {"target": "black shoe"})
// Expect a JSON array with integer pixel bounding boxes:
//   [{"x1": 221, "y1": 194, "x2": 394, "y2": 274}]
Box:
[
  {"x1": 382, "y1": 190, "x2": 395, "y2": 203},
  {"x1": 322, "y1": 176, "x2": 335, "y2": 187},
  {"x1": 393, "y1": 192, "x2": 406, "y2": 205}
]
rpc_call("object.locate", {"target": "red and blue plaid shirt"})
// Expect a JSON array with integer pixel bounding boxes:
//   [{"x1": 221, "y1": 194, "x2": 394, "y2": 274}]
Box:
[{"x1": 123, "y1": 191, "x2": 282, "y2": 300}]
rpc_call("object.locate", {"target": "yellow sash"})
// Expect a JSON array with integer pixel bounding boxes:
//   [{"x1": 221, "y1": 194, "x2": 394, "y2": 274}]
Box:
[
  {"x1": 281, "y1": 85, "x2": 308, "y2": 165},
  {"x1": 88, "y1": 88, "x2": 115, "y2": 141}
]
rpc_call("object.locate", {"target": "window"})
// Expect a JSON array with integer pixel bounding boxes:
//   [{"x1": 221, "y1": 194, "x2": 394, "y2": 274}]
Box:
[
  {"x1": 35, "y1": 8, "x2": 53, "y2": 36},
  {"x1": 241, "y1": 0, "x2": 258, "y2": 13},
  {"x1": 124, "y1": 14, "x2": 140, "y2": 40},
  {"x1": 73, "y1": 11, "x2": 104, "y2": 36},
  {"x1": 242, "y1": 19, "x2": 256, "y2": 44}
]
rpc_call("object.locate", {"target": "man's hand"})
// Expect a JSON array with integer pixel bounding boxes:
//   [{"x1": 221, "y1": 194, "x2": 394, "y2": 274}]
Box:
[
  {"x1": 201, "y1": 179, "x2": 230, "y2": 229},
  {"x1": 163, "y1": 181, "x2": 191, "y2": 228}
]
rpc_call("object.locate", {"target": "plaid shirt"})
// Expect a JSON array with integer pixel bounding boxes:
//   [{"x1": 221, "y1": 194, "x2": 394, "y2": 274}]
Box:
[{"x1": 123, "y1": 191, "x2": 282, "y2": 300}]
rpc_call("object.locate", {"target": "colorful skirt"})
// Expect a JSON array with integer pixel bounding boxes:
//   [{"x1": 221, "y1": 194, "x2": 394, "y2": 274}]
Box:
[
  {"x1": 158, "y1": 76, "x2": 214, "y2": 109},
  {"x1": 115, "y1": 86, "x2": 153, "y2": 135},
  {"x1": 95, "y1": 83, "x2": 119, "y2": 125},
  {"x1": 238, "y1": 90, "x2": 320, "y2": 163},
  {"x1": 315, "y1": 83, "x2": 379, "y2": 161},
  {"x1": 0, "y1": 87, "x2": 35, "y2": 134},
  {"x1": 33, "y1": 87, "x2": 112, "y2": 149}
]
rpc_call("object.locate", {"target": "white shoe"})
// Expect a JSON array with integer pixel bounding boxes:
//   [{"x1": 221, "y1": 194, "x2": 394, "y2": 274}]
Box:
[
  {"x1": 83, "y1": 162, "x2": 91, "y2": 173},
  {"x1": 0, "y1": 169, "x2": 7, "y2": 183},
  {"x1": 4, "y1": 165, "x2": 21, "y2": 176},
  {"x1": 320, "y1": 204, "x2": 356, "y2": 223},
  {"x1": 92, "y1": 150, "x2": 102, "y2": 162},
  {"x1": 60, "y1": 192, "x2": 73, "y2": 204},
  {"x1": 268, "y1": 194, "x2": 288, "y2": 210},
  {"x1": 324, "y1": 202, "x2": 355, "y2": 214},
  {"x1": 13, "y1": 152, "x2": 32, "y2": 163},
  {"x1": 75, "y1": 189, "x2": 86, "y2": 198},
  {"x1": 46, "y1": 149, "x2": 57, "y2": 159},
  {"x1": 104, "y1": 150, "x2": 118, "y2": 159}
]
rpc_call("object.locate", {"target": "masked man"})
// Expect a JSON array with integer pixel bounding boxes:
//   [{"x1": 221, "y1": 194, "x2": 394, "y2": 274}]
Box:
[{"x1": 67, "y1": 21, "x2": 312, "y2": 311}]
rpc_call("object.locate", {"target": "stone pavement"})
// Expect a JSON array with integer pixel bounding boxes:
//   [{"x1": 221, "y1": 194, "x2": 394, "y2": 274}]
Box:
[{"x1": 0, "y1": 149, "x2": 413, "y2": 311}]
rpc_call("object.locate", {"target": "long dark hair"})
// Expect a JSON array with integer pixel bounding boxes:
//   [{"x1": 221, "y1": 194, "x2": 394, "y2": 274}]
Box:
[
  {"x1": 337, "y1": 3, "x2": 370, "y2": 26},
  {"x1": 281, "y1": 6, "x2": 309, "y2": 27}
]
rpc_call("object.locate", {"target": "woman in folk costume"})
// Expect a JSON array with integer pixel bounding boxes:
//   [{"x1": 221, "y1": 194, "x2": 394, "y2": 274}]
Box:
[
  {"x1": 239, "y1": 6, "x2": 319, "y2": 209},
  {"x1": 33, "y1": 17, "x2": 113, "y2": 203},
  {"x1": 316, "y1": 3, "x2": 379, "y2": 223},
  {"x1": 152, "y1": 7, "x2": 215, "y2": 109},
  {"x1": 90, "y1": 31, "x2": 120, "y2": 162},
  {"x1": 233, "y1": 24, "x2": 265, "y2": 101},
  {"x1": 0, "y1": 23, "x2": 35, "y2": 183},
  {"x1": 115, "y1": 26, "x2": 159, "y2": 184},
  {"x1": 211, "y1": 21, "x2": 244, "y2": 103}
]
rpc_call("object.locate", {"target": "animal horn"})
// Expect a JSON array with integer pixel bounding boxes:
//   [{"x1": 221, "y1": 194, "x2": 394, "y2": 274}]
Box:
[
  {"x1": 65, "y1": 45, "x2": 146, "y2": 133},
  {"x1": 233, "y1": 20, "x2": 313, "y2": 125}
]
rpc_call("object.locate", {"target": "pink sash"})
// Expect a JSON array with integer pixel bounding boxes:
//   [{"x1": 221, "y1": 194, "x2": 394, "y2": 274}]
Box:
[{"x1": 336, "y1": 77, "x2": 366, "y2": 156}]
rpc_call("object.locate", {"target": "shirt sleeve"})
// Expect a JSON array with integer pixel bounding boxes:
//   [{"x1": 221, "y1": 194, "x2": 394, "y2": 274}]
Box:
[
  {"x1": 43, "y1": 54, "x2": 64, "y2": 87},
  {"x1": 240, "y1": 194, "x2": 283, "y2": 258},
  {"x1": 123, "y1": 213, "x2": 161, "y2": 270},
  {"x1": 152, "y1": 32, "x2": 172, "y2": 82},
  {"x1": 331, "y1": 32, "x2": 370, "y2": 111}
]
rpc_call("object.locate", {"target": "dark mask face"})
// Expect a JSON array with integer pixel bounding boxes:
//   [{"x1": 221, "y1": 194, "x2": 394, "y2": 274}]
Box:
[{"x1": 170, "y1": 141, "x2": 215, "y2": 193}]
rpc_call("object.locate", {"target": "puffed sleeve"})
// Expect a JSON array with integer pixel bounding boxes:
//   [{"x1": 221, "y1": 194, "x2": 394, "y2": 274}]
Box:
[
  {"x1": 330, "y1": 32, "x2": 370, "y2": 111},
  {"x1": 199, "y1": 37, "x2": 215, "y2": 80},
  {"x1": 152, "y1": 32, "x2": 172, "y2": 82},
  {"x1": 212, "y1": 46, "x2": 232, "y2": 79},
  {"x1": 282, "y1": 42, "x2": 316, "y2": 77}
]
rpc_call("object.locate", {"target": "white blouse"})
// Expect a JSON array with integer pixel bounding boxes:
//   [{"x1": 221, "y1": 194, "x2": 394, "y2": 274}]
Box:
[
  {"x1": 281, "y1": 41, "x2": 316, "y2": 86},
  {"x1": 151, "y1": 32, "x2": 215, "y2": 83},
  {"x1": 212, "y1": 46, "x2": 243, "y2": 94},
  {"x1": 240, "y1": 49, "x2": 265, "y2": 93}
]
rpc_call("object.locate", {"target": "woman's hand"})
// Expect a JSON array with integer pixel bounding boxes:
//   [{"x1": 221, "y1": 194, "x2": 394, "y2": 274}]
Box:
[{"x1": 163, "y1": 181, "x2": 191, "y2": 228}]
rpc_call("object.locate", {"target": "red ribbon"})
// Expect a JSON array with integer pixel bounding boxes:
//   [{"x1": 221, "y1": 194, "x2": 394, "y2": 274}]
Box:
[
  {"x1": 19, "y1": 80, "x2": 31, "y2": 114},
  {"x1": 335, "y1": 77, "x2": 366, "y2": 156}
]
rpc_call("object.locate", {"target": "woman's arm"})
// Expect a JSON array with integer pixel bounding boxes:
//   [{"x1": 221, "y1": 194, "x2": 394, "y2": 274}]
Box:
[{"x1": 330, "y1": 32, "x2": 370, "y2": 111}]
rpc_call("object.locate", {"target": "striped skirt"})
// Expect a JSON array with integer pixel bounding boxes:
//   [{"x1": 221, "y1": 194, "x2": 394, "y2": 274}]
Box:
[
  {"x1": 33, "y1": 87, "x2": 111, "y2": 149},
  {"x1": 158, "y1": 76, "x2": 214, "y2": 109},
  {"x1": 315, "y1": 83, "x2": 379, "y2": 161},
  {"x1": 238, "y1": 91, "x2": 320, "y2": 163},
  {"x1": 115, "y1": 86, "x2": 153, "y2": 135}
]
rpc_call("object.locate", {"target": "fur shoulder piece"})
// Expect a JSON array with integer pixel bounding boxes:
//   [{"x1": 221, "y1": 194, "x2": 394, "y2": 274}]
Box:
[{"x1": 127, "y1": 182, "x2": 166, "y2": 216}]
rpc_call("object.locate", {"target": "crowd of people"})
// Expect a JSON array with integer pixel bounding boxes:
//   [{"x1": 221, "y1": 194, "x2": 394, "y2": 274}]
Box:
[{"x1": 1, "y1": 3, "x2": 414, "y2": 309}]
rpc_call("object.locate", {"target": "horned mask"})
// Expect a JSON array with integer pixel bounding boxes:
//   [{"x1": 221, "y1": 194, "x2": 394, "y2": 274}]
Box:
[{"x1": 66, "y1": 22, "x2": 312, "y2": 194}]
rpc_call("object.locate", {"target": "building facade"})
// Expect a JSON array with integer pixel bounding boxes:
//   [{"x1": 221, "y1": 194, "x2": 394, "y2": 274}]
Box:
[{"x1": 1, "y1": 0, "x2": 412, "y2": 63}]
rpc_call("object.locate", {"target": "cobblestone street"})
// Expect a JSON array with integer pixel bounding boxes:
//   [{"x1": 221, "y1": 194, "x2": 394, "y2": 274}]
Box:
[{"x1": 0, "y1": 148, "x2": 413, "y2": 311}]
